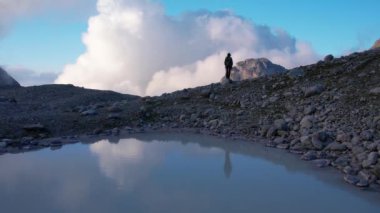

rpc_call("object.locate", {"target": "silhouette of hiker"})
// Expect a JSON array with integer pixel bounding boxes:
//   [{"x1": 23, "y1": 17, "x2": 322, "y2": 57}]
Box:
[{"x1": 224, "y1": 53, "x2": 233, "y2": 81}]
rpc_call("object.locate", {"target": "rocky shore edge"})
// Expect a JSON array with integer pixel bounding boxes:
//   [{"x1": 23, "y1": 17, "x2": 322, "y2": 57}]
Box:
[{"x1": 0, "y1": 49, "x2": 380, "y2": 192}]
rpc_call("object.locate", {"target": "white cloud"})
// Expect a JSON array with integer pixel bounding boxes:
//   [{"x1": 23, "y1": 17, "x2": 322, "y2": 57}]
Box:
[
  {"x1": 56, "y1": 0, "x2": 320, "y2": 96},
  {"x1": 0, "y1": 0, "x2": 95, "y2": 35}
]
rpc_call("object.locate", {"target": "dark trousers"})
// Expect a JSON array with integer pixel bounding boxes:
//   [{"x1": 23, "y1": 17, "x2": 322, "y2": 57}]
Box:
[{"x1": 225, "y1": 66, "x2": 232, "y2": 79}]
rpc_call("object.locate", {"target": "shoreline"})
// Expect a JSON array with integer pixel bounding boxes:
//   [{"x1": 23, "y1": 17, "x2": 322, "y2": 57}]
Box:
[{"x1": 1, "y1": 49, "x2": 380, "y2": 192}]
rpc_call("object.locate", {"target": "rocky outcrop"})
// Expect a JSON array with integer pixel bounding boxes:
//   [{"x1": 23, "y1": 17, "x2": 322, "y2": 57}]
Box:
[
  {"x1": 371, "y1": 39, "x2": 380, "y2": 49},
  {"x1": 0, "y1": 67, "x2": 20, "y2": 88},
  {"x1": 231, "y1": 58, "x2": 287, "y2": 81}
]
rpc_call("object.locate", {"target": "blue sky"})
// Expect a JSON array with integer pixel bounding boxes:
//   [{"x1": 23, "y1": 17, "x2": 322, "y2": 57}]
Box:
[{"x1": 0, "y1": 0, "x2": 379, "y2": 75}]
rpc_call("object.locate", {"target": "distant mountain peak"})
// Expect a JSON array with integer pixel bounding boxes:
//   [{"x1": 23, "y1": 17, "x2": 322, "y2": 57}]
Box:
[{"x1": 0, "y1": 67, "x2": 20, "y2": 88}]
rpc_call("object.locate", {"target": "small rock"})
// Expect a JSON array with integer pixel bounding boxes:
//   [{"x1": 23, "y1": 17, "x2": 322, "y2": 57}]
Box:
[
  {"x1": 304, "y1": 106, "x2": 316, "y2": 115},
  {"x1": 49, "y1": 140, "x2": 62, "y2": 147},
  {"x1": 333, "y1": 156, "x2": 349, "y2": 167},
  {"x1": 274, "y1": 119, "x2": 287, "y2": 131},
  {"x1": 356, "y1": 178, "x2": 369, "y2": 188},
  {"x1": 300, "y1": 116, "x2": 313, "y2": 129},
  {"x1": 344, "y1": 175, "x2": 359, "y2": 185},
  {"x1": 311, "y1": 134, "x2": 324, "y2": 150},
  {"x1": 23, "y1": 123, "x2": 46, "y2": 131},
  {"x1": 304, "y1": 84, "x2": 325, "y2": 97},
  {"x1": 0, "y1": 141, "x2": 6, "y2": 148},
  {"x1": 360, "y1": 130, "x2": 374, "y2": 141},
  {"x1": 325, "y1": 142, "x2": 347, "y2": 151},
  {"x1": 301, "y1": 151, "x2": 317, "y2": 161},
  {"x1": 343, "y1": 166, "x2": 357, "y2": 175},
  {"x1": 81, "y1": 109, "x2": 97, "y2": 116},
  {"x1": 312, "y1": 159, "x2": 331, "y2": 168},
  {"x1": 369, "y1": 87, "x2": 380, "y2": 95},
  {"x1": 287, "y1": 68, "x2": 304, "y2": 78},
  {"x1": 108, "y1": 113, "x2": 121, "y2": 120},
  {"x1": 276, "y1": 144, "x2": 289, "y2": 149}
]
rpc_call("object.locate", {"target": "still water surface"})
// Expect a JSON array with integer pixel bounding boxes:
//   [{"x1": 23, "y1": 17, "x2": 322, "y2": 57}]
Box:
[{"x1": 0, "y1": 133, "x2": 379, "y2": 213}]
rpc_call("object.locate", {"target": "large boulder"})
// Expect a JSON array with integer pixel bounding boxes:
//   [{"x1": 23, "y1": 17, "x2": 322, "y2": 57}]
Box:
[
  {"x1": 371, "y1": 39, "x2": 380, "y2": 49},
  {"x1": 231, "y1": 58, "x2": 287, "y2": 81},
  {"x1": 0, "y1": 67, "x2": 20, "y2": 88}
]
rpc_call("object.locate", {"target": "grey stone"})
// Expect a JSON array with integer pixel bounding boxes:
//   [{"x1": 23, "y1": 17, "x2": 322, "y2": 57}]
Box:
[
  {"x1": 300, "y1": 116, "x2": 313, "y2": 129},
  {"x1": 81, "y1": 109, "x2": 97, "y2": 116},
  {"x1": 369, "y1": 87, "x2": 380, "y2": 95},
  {"x1": 344, "y1": 175, "x2": 360, "y2": 185},
  {"x1": 276, "y1": 144, "x2": 289, "y2": 149},
  {"x1": 311, "y1": 134, "x2": 324, "y2": 150},
  {"x1": 287, "y1": 68, "x2": 305, "y2": 78},
  {"x1": 312, "y1": 159, "x2": 331, "y2": 168},
  {"x1": 304, "y1": 84, "x2": 325, "y2": 97},
  {"x1": 274, "y1": 119, "x2": 287, "y2": 131},
  {"x1": 23, "y1": 123, "x2": 46, "y2": 131},
  {"x1": 334, "y1": 156, "x2": 349, "y2": 167},
  {"x1": 360, "y1": 130, "x2": 374, "y2": 141},
  {"x1": 0, "y1": 141, "x2": 6, "y2": 148},
  {"x1": 356, "y1": 178, "x2": 369, "y2": 188},
  {"x1": 325, "y1": 142, "x2": 347, "y2": 151},
  {"x1": 358, "y1": 170, "x2": 376, "y2": 183},
  {"x1": 301, "y1": 151, "x2": 317, "y2": 161},
  {"x1": 304, "y1": 106, "x2": 316, "y2": 115}
]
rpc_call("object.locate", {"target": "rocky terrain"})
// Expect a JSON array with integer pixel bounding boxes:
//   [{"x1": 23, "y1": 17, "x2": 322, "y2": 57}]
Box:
[{"x1": 0, "y1": 48, "x2": 380, "y2": 190}]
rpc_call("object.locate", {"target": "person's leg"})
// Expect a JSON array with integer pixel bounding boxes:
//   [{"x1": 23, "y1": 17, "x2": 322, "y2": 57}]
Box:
[
  {"x1": 227, "y1": 67, "x2": 231, "y2": 79},
  {"x1": 225, "y1": 67, "x2": 229, "y2": 79}
]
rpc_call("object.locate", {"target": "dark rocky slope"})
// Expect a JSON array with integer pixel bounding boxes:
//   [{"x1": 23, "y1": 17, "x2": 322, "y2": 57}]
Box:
[{"x1": 0, "y1": 48, "x2": 379, "y2": 189}]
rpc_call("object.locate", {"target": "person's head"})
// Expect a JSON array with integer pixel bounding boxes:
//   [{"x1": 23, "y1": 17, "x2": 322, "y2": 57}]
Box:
[{"x1": 227, "y1": 53, "x2": 231, "y2": 57}]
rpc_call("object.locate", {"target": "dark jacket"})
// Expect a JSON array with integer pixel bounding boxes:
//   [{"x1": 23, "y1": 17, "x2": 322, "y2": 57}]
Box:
[{"x1": 224, "y1": 56, "x2": 233, "y2": 68}]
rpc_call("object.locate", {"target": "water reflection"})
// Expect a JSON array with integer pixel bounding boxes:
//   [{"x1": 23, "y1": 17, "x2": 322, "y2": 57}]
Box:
[
  {"x1": 224, "y1": 151, "x2": 232, "y2": 178},
  {"x1": 0, "y1": 133, "x2": 379, "y2": 213}
]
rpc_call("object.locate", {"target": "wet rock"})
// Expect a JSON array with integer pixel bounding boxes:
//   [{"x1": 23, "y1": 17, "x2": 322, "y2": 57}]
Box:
[
  {"x1": 301, "y1": 151, "x2": 317, "y2": 161},
  {"x1": 358, "y1": 170, "x2": 376, "y2": 183},
  {"x1": 344, "y1": 175, "x2": 359, "y2": 185},
  {"x1": 356, "y1": 178, "x2": 369, "y2": 188},
  {"x1": 313, "y1": 159, "x2": 331, "y2": 168},
  {"x1": 276, "y1": 144, "x2": 289, "y2": 149},
  {"x1": 333, "y1": 156, "x2": 349, "y2": 167},
  {"x1": 343, "y1": 166, "x2": 357, "y2": 175},
  {"x1": 304, "y1": 84, "x2": 325, "y2": 97}
]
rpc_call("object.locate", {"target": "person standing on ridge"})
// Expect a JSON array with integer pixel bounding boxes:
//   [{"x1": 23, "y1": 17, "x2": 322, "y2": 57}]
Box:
[{"x1": 224, "y1": 53, "x2": 233, "y2": 81}]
